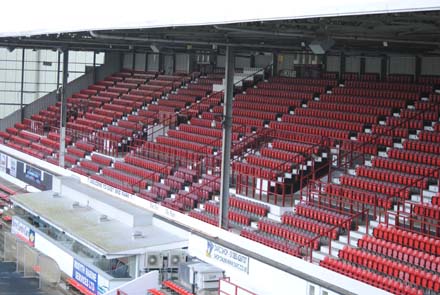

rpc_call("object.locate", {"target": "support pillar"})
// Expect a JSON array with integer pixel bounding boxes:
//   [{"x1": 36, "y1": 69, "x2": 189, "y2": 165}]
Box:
[
  {"x1": 219, "y1": 46, "x2": 234, "y2": 229},
  {"x1": 250, "y1": 54, "x2": 255, "y2": 68},
  {"x1": 158, "y1": 53, "x2": 165, "y2": 73},
  {"x1": 93, "y1": 51, "x2": 97, "y2": 83},
  {"x1": 20, "y1": 49, "x2": 25, "y2": 121},
  {"x1": 56, "y1": 50, "x2": 61, "y2": 101},
  {"x1": 339, "y1": 52, "x2": 346, "y2": 75},
  {"x1": 59, "y1": 49, "x2": 69, "y2": 168},
  {"x1": 272, "y1": 52, "x2": 278, "y2": 77},
  {"x1": 145, "y1": 53, "x2": 149, "y2": 71},
  {"x1": 132, "y1": 48, "x2": 136, "y2": 70},
  {"x1": 172, "y1": 53, "x2": 176, "y2": 73}
]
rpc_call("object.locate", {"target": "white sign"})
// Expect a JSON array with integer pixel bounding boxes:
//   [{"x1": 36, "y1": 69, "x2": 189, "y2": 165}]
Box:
[
  {"x1": 0, "y1": 153, "x2": 7, "y2": 172},
  {"x1": 206, "y1": 240, "x2": 249, "y2": 273},
  {"x1": 11, "y1": 217, "x2": 35, "y2": 246},
  {"x1": 7, "y1": 156, "x2": 17, "y2": 177},
  {"x1": 88, "y1": 178, "x2": 131, "y2": 198}
]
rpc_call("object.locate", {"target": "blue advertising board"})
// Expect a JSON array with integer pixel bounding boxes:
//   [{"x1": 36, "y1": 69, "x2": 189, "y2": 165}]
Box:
[{"x1": 72, "y1": 259, "x2": 98, "y2": 295}]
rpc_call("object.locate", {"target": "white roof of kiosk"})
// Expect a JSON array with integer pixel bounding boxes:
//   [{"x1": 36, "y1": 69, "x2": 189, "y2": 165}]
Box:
[
  {"x1": 11, "y1": 177, "x2": 188, "y2": 258},
  {"x1": 1, "y1": 0, "x2": 439, "y2": 37}
]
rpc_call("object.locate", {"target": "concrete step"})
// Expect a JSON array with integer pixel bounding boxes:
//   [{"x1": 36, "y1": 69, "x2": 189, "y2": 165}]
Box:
[
  {"x1": 338, "y1": 235, "x2": 360, "y2": 247},
  {"x1": 357, "y1": 224, "x2": 374, "y2": 235},
  {"x1": 313, "y1": 249, "x2": 338, "y2": 261},
  {"x1": 429, "y1": 185, "x2": 439, "y2": 193}
]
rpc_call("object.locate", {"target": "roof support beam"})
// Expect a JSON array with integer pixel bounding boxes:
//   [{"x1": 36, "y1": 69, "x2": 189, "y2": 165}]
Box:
[
  {"x1": 59, "y1": 49, "x2": 69, "y2": 168},
  {"x1": 219, "y1": 46, "x2": 234, "y2": 229}
]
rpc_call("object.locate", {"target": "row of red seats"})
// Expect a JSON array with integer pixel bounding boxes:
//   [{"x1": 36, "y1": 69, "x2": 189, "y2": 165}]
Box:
[
  {"x1": 232, "y1": 161, "x2": 279, "y2": 180},
  {"x1": 30, "y1": 142, "x2": 54, "y2": 156},
  {"x1": 355, "y1": 166, "x2": 428, "y2": 189},
  {"x1": 326, "y1": 183, "x2": 392, "y2": 209},
  {"x1": 229, "y1": 196, "x2": 269, "y2": 216},
  {"x1": 412, "y1": 202, "x2": 440, "y2": 219},
  {"x1": 282, "y1": 115, "x2": 364, "y2": 132},
  {"x1": 246, "y1": 154, "x2": 291, "y2": 172},
  {"x1": 358, "y1": 235, "x2": 440, "y2": 273},
  {"x1": 139, "y1": 141, "x2": 202, "y2": 163},
  {"x1": 386, "y1": 117, "x2": 424, "y2": 130},
  {"x1": 85, "y1": 113, "x2": 113, "y2": 124},
  {"x1": 320, "y1": 257, "x2": 423, "y2": 295},
  {"x1": 112, "y1": 98, "x2": 143, "y2": 109},
  {"x1": 18, "y1": 130, "x2": 41, "y2": 142},
  {"x1": 419, "y1": 130, "x2": 440, "y2": 143},
  {"x1": 67, "y1": 147, "x2": 86, "y2": 158},
  {"x1": 372, "y1": 156, "x2": 438, "y2": 179},
  {"x1": 186, "y1": 83, "x2": 212, "y2": 91},
  {"x1": 295, "y1": 203, "x2": 352, "y2": 227},
  {"x1": 246, "y1": 88, "x2": 314, "y2": 100},
  {"x1": 269, "y1": 76, "x2": 338, "y2": 86},
  {"x1": 79, "y1": 160, "x2": 100, "y2": 172},
  {"x1": 102, "y1": 103, "x2": 132, "y2": 114},
  {"x1": 177, "y1": 88, "x2": 207, "y2": 97},
  {"x1": 21, "y1": 146, "x2": 45, "y2": 159},
  {"x1": 257, "y1": 82, "x2": 325, "y2": 93},
  {"x1": 121, "y1": 93, "x2": 153, "y2": 104},
  {"x1": 388, "y1": 148, "x2": 440, "y2": 167},
  {"x1": 66, "y1": 122, "x2": 94, "y2": 135},
  {"x1": 282, "y1": 212, "x2": 338, "y2": 239},
  {"x1": 233, "y1": 101, "x2": 290, "y2": 114},
  {"x1": 339, "y1": 246, "x2": 439, "y2": 292},
  {"x1": 91, "y1": 154, "x2": 112, "y2": 166},
  {"x1": 344, "y1": 80, "x2": 431, "y2": 93},
  {"x1": 433, "y1": 196, "x2": 440, "y2": 206},
  {"x1": 188, "y1": 210, "x2": 218, "y2": 226},
  {"x1": 158, "y1": 99, "x2": 187, "y2": 109},
  {"x1": 163, "y1": 175, "x2": 185, "y2": 190},
  {"x1": 162, "y1": 280, "x2": 194, "y2": 295},
  {"x1": 240, "y1": 228, "x2": 301, "y2": 257},
  {"x1": 151, "y1": 183, "x2": 171, "y2": 199},
  {"x1": 125, "y1": 154, "x2": 172, "y2": 175},
  {"x1": 358, "y1": 133, "x2": 394, "y2": 147},
  {"x1": 333, "y1": 87, "x2": 419, "y2": 100},
  {"x1": 231, "y1": 116, "x2": 265, "y2": 128},
  {"x1": 114, "y1": 162, "x2": 161, "y2": 182},
  {"x1": 341, "y1": 72, "x2": 379, "y2": 81},
  {"x1": 372, "y1": 125, "x2": 409, "y2": 138},
  {"x1": 272, "y1": 138, "x2": 320, "y2": 154},
  {"x1": 94, "y1": 108, "x2": 123, "y2": 119},
  {"x1": 179, "y1": 124, "x2": 239, "y2": 141},
  {"x1": 294, "y1": 108, "x2": 378, "y2": 124},
  {"x1": 205, "y1": 202, "x2": 251, "y2": 225},
  {"x1": 258, "y1": 219, "x2": 319, "y2": 249},
  {"x1": 260, "y1": 147, "x2": 306, "y2": 164},
  {"x1": 107, "y1": 86, "x2": 130, "y2": 95},
  {"x1": 233, "y1": 108, "x2": 277, "y2": 121},
  {"x1": 340, "y1": 140, "x2": 378, "y2": 156},
  {"x1": 404, "y1": 139, "x2": 440, "y2": 155},
  {"x1": 401, "y1": 109, "x2": 438, "y2": 121},
  {"x1": 414, "y1": 101, "x2": 440, "y2": 112},
  {"x1": 307, "y1": 100, "x2": 392, "y2": 116},
  {"x1": 386, "y1": 74, "x2": 414, "y2": 83},
  {"x1": 269, "y1": 122, "x2": 349, "y2": 140},
  {"x1": 127, "y1": 114, "x2": 155, "y2": 125},
  {"x1": 147, "y1": 288, "x2": 166, "y2": 295},
  {"x1": 234, "y1": 93, "x2": 303, "y2": 107},
  {"x1": 107, "y1": 125, "x2": 133, "y2": 137},
  {"x1": 340, "y1": 174, "x2": 410, "y2": 199},
  {"x1": 167, "y1": 130, "x2": 221, "y2": 148},
  {"x1": 373, "y1": 224, "x2": 440, "y2": 256},
  {"x1": 319, "y1": 93, "x2": 406, "y2": 108},
  {"x1": 117, "y1": 120, "x2": 143, "y2": 132},
  {"x1": 102, "y1": 167, "x2": 148, "y2": 187}
]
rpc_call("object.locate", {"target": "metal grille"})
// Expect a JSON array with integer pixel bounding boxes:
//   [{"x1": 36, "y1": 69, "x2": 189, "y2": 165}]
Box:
[
  {"x1": 38, "y1": 254, "x2": 61, "y2": 289},
  {"x1": 3, "y1": 232, "x2": 17, "y2": 262}
]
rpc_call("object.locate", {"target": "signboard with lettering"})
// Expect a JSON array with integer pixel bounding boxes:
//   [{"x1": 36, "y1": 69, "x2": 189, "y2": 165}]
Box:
[
  {"x1": 73, "y1": 259, "x2": 98, "y2": 295},
  {"x1": 11, "y1": 217, "x2": 35, "y2": 247},
  {"x1": 206, "y1": 240, "x2": 249, "y2": 273}
]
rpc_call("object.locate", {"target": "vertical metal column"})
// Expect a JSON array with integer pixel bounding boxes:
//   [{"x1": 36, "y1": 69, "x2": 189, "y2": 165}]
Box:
[
  {"x1": 172, "y1": 53, "x2": 176, "y2": 73},
  {"x1": 360, "y1": 55, "x2": 366, "y2": 75},
  {"x1": 132, "y1": 48, "x2": 136, "y2": 70},
  {"x1": 219, "y1": 46, "x2": 234, "y2": 229},
  {"x1": 272, "y1": 52, "x2": 278, "y2": 77},
  {"x1": 20, "y1": 49, "x2": 25, "y2": 121},
  {"x1": 339, "y1": 52, "x2": 346, "y2": 75},
  {"x1": 145, "y1": 52, "x2": 149, "y2": 71},
  {"x1": 93, "y1": 51, "x2": 97, "y2": 84},
  {"x1": 59, "y1": 50, "x2": 69, "y2": 168},
  {"x1": 56, "y1": 50, "x2": 61, "y2": 101},
  {"x1": 381, "y1": 55, "x2": 388, "y2": 80}
]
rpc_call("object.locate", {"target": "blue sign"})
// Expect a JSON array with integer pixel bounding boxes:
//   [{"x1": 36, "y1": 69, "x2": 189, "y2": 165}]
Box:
[{"x1": 73, "y1": 259, "x2": 98, "y2": 295}]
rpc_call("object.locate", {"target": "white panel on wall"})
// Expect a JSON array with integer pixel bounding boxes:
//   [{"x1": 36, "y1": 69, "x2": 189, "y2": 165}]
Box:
[
  {"x1": 217, "y1": 55, "x2": 225, "y2": 68},
  {"x1": 421, "y1": 56, "x2": 440, "y2": 76},
  {"x1": 326, "y1": 55, "x2": 340, "y2": 72},
  {"x1": 175, "y1": 53, "x2": 189, "y2": 73},
  {"x1": 134, "y1": 53, "x2": 146, "y2": 71},
  {"x1": 164, "y1": 55, "x2": 174, "y2": 74},
  {"x1": 123, "y1": 53, "x2": 133, "y2": 69},
  {"x1": 254, "y1": 54, "x2": 272, "y2": 68},
  {"x1": 147, "y1": 54, "x2": 159, "y2": 71},
  {"x1": 345, "y1": 56, "x2": 360, "y2": 73},
  {"x1": 235, "y1": 56, "x2": 251, "y2": 68},
  {"x1": 389, "y1": 55, "x2": 415, "y2": 75},
  {"x1": 365, "y1": 56, "x2": 381, "y2": 73}
]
